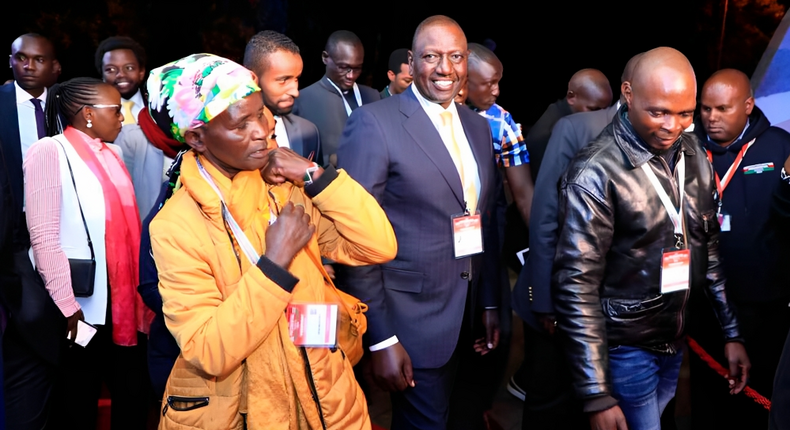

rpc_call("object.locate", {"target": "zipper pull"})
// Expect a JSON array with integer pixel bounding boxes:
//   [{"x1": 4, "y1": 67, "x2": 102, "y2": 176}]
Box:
[{"x1": 703, "y1": 214, "x2": 709, "y2": 233}]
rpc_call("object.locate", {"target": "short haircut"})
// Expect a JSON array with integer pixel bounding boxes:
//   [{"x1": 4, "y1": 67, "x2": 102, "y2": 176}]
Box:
[
  {"x1": 13, "y1": 33, "x2": 56, "y2": 57},
  {"x1": 468, "y1": 42, "x2": 501, "y2": 70},
  {"x1": 387, "y1": 48, "x2": 409, "y2": 74},
  {"x1": 243, "y1": 30, "x2": 300, "y2": 71},
  {"x1": 324, "y1": 30, "x2": 362, "y2": 56},
  {"x1": 94, "y1": 36, "x2": 147, "y2": 74},
  {"x1": 412, "y1": 15, "x2": 461, "y2": 52}
]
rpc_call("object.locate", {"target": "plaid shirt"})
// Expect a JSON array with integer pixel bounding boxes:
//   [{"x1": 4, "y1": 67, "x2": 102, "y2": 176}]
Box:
[{"x1": 476, "y1": 103, "x2": 529, "y2": 168}]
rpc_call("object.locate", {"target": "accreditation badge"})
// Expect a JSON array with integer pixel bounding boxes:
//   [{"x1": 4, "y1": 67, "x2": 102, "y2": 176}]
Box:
[
  {"x1": 452, "y1": 212, "x2": 483, "y2": 259},
  {"x1": 286, "y1": 303, "x2": 339, "y2": 348},
  {"x1": 660, "y1": 248, "x2": 691, "y2": 294}
]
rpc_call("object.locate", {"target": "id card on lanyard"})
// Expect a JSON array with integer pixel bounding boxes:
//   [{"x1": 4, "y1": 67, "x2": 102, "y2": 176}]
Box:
[
  {"x1": 641, "y1": 154, "x2": 689, "y2": 293},
  {"x1": 706, "y1": 138, "x2": 755, "y2": 232}
]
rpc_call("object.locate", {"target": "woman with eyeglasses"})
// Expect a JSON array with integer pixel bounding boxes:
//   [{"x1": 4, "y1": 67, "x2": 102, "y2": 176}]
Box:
[{"x1": 23, "y1": 77, "x2": 153, "y2": 430}]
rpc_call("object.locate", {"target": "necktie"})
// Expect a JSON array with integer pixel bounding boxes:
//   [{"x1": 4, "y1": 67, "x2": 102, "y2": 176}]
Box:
[
  {"x1": 30, "y1": 98, "x2": 46, "y2": 139},
  {"x1": 440, "y1": 111, "x2": 477, "y2": 213},
  {"x1": 122, "y1": 100, "x2": 135, "y2": 125}
]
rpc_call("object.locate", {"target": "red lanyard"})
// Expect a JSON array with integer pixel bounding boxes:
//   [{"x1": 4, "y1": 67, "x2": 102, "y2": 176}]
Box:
[{"x1": 706, "y1": 138, "x2": 756, "y2": 198}]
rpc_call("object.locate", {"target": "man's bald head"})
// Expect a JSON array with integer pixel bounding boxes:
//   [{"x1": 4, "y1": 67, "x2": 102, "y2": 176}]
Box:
[
  {"x1": 622, "y1": 47, "x2": 697, "y2": 150},
  {"x1": 700, "y1": 69, "x2": 755, "y2": 147},
  {"x1": 566, "y1": 68, "x2": 612, "y2": 113}
]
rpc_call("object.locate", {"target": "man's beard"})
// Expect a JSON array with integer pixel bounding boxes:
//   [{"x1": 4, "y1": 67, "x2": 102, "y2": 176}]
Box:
[{"x1": 267, "y1": 104, "x2": 293, "y2": 117}]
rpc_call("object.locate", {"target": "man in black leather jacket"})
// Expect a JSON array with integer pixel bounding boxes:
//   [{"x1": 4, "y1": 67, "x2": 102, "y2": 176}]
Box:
[{"x1": 552, "y1": 47, "x2": 751, "y2": 430}]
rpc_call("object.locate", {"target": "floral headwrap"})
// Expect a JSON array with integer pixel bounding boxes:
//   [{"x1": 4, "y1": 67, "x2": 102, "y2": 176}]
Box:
[{"x1": 147, "y1": 53, "x2": 260, "y2": 143}]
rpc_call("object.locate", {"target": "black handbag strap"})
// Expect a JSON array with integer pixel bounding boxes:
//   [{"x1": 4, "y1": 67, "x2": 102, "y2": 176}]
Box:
[{"x1": 52, "y1": 137, "x2": 95, "y2": 262}]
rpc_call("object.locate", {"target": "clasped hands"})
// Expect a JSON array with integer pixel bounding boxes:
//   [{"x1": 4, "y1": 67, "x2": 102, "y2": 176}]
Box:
[{"x1": 261, "y1": 148, "x2": 322, "y2": 269}]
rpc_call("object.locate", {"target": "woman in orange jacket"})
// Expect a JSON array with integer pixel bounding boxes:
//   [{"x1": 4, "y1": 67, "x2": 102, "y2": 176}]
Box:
[{"x1": 146, "y1": 54, "x2": 397, "y2": 430}]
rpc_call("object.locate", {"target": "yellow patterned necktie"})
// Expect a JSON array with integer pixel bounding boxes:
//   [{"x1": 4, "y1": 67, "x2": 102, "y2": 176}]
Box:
[
  {"x1": 122, "y1": 100, "x2": 135, "y2": 125},
  {"x1": 440, "y1": 111, "x2": 477, "y2": 213}
]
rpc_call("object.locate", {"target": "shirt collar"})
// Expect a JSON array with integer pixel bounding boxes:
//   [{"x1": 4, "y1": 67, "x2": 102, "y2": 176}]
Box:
[
  {"x1": 14, "y1": 81, "x2": 47, "y2": 105},
  {"x1": 124, "y1": 89, "x2": 144, "y2": 108},
  {"x1": 411, "y1": 84, "x2": 459, "y2": 117}
]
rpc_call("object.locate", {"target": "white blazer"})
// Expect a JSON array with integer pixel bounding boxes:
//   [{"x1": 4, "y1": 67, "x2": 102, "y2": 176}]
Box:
[{"x1": 29, "y1": 135, "x2": 110, "y2": 325}]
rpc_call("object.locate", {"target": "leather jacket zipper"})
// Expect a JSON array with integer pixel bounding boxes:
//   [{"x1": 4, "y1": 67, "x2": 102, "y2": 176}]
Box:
[{"x1": 301, "y1": 347, "x2": 328, "y2": 430}]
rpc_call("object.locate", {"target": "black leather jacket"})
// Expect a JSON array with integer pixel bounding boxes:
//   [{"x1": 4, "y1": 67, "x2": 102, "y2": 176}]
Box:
[{"x1": 552, "y1": 109, "x2": 741, "y2": 405}]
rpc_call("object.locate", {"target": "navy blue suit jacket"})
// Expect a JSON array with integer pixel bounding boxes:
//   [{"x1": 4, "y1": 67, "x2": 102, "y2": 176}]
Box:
[
  {"x1": 336, "y1": 89, "x2": 502, "y2": 369},
  {"x1": 281, "y1": 113, "x2": 323, "y2": 163},
  {"x1": 513, "y1": 103, "x2": 618, "y2": 329}
]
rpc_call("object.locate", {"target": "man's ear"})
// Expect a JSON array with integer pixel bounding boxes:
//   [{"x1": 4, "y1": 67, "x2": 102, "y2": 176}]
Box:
[
  {"x1": 744, "y1": 96, "x2": 755, "y2": 116},
  {"x1": 621, "y1": 81, "x2": 633, "y2": 108},
  {"x1": 184, "y1": 128, "x2": 206, "y2": 153},
  {"x1": 53, "y1": 60, "x2": 62, "y2": 77},
  {"x1": 566, "y1": 90, "x2": 576, "y2": 106},
  {"x1": 387, "y1": 70, "x2": 396, "y2": 82},
  {"x1": 321, "y1": 51, "x2": 330, "y2": 66},
  {"x1": 408, "y1": 50, "x2": 414, "y2": 78}
]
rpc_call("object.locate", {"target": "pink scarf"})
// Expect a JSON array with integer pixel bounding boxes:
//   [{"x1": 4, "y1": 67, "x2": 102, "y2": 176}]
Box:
[{"x1": 64, "y1": 127, "x2": 153, "y2": 346}]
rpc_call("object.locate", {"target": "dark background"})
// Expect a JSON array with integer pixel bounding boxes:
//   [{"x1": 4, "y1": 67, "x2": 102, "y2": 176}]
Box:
[{"x1": 2, "y1": 0, "x2": 787, "y2": 126}]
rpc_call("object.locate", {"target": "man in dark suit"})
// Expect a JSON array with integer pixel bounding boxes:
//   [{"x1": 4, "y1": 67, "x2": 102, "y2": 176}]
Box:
[
  {"x1": 244, "y1": 30, "x2": 322, "y2": 163},
  {"x1": 337, "y1": 15, "x2": 501, "y2": 430},
  {"x1": 0, "y1": 33, "x2": 64, "y2": 430},
  {"x1": 294, "y1": 30, "x2": 379, "y2": 167},
  {"x1": 509, "y1": 54, "x2": 640, "y2": 430}
]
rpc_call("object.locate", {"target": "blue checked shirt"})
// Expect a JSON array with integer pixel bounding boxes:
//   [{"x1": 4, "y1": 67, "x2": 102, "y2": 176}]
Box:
[{"x1": 476, "y1": 103, "x2": 530, "y2": 168}]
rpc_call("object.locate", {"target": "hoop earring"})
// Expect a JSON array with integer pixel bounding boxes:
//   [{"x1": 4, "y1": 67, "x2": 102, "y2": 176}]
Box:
[{"x1": 87, "y1": 118, "x2": 92, "y2": 128}]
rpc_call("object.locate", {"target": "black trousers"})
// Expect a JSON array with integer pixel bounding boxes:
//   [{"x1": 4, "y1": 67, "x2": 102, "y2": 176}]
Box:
[
  {"x1": 3, "y1": 322, "x2": 59, "y2": 430},
  {"x1": 520, "y1": 322, "x2": 586, "y2": 430},
  {"x1": 48, "y1": 326, "x2": 150, "y2": 430}
]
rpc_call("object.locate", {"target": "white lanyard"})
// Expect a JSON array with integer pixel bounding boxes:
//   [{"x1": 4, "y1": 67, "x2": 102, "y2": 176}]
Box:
[
  {"x1": 326, "y1": 78, "x2": 362, "y2": 117},
  {"x1": 641, "y1": 153, "x2": 686, "y2": 243},
  {"x1": 196, "y1": 157, "x2": 269, "y2": 266}
]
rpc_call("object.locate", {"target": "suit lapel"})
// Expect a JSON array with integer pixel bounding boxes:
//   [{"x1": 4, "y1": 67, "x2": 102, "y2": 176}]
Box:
[
  {"x1": 0, "y1": 85, "x2": 23, "y2": 212},
  {"x1": 281, "y1": 115, "x2": 305, "y2": 158},
  {"x1": 400, "y1": 90, "x2": 465, "y2": 208}
]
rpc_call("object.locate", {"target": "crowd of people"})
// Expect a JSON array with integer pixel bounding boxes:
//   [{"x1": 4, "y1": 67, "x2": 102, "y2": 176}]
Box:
[{"x1": 0, "y1": 12, "x2": 789, "y2": 430}]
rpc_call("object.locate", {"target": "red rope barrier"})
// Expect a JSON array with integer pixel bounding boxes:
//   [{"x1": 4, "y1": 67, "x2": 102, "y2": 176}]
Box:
[{"x1": 686, "y1": 336, "x2": 771, "y2": 411}]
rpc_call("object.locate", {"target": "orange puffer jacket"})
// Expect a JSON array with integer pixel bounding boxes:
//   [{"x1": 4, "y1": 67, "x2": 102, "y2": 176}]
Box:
[{"x1": 150, "y1": 151, "x2": 397, "y2": 429}]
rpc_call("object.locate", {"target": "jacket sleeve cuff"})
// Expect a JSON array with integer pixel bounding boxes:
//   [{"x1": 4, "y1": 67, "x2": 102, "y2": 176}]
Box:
[
  {"x1": 582, "y1": 394, "x2": 619, "y2": 413},
  {"x1": 304, "y1": 165, "x2": 339, "y2": 198},
  {"x1": 256, "y1": 256, "x2": 299, "y2": 292}
]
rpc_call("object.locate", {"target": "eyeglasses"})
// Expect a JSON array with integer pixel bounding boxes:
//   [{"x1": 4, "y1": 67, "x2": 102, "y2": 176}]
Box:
[
  {"x1": 87, "y1": 104, "x2": 121, "y2": 109},
  {"x1": 75, "y1": 104, "x2": 122, "y2": 113},
  {"x1": 327, "y1": 56, "x2": 363, "y2": 76}
]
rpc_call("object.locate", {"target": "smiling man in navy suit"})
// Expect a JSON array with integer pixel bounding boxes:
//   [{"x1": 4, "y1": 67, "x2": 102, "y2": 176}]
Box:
[{"x1": 337, "y1": 15, "x2": 502, "y2": 430}]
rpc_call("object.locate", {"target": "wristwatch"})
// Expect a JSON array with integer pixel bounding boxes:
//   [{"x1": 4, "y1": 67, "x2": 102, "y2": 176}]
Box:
[
  {"x1": 782, "y1": 167, "x2": 790, "y2": 184},
  {"x1": 303, "y1": 163, "x2": 320, "y2": 186}
]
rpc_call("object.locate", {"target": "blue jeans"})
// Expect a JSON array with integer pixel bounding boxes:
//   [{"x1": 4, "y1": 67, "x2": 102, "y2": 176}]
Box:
[{"x1": 608, "y1": 345, "x2": 683, "y2": 430}]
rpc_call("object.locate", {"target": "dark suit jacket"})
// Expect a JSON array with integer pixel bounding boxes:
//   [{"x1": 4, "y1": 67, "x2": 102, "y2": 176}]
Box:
[
  {"x1": 281, "y1": 113, "x2": 323, "y2": 163},
  {"x1": 336, "y1": 89, "x2": 501, "y2": 369},
  {"x1": 513, "y1": 103, "x2": 618, "y2": 328},
  {"x1": 524, "y1": 98, "x2": 573, "y2": 182},
  {"x1": 0, "y1": 83, "x2": 66, "y2": 364},
  {"x1": 294, "y1": 75, "x2": 380, "y2": 166}
]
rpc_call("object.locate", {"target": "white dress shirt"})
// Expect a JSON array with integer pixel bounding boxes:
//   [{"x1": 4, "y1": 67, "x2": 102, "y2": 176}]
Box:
[
  {"x1": 274, "y1": 115, "x2": 290, "y2": 149},
  {"x1": 15, "y1": 82, "x2": 47, "y2": 161},
  {"x1": 370, "y1": 85, "x2": 482, "y2": 353}
]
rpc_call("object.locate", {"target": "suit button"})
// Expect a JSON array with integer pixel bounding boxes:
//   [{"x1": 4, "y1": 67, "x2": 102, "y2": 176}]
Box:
[{"x1": 460, "y1": 271, "x2": 470, "y2": 280}]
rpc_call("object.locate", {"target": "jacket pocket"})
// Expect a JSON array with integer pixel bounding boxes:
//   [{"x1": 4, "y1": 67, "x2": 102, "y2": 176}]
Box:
[
  {"x1": 165, "y1": 395, "x2": 210, "y2": 413},
  {"x1": 602, "y1": 295, "x2": 664, "y2": 320},
  {"x1": 382, "y1": 267, "x2": 424, "y2": 293}
]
